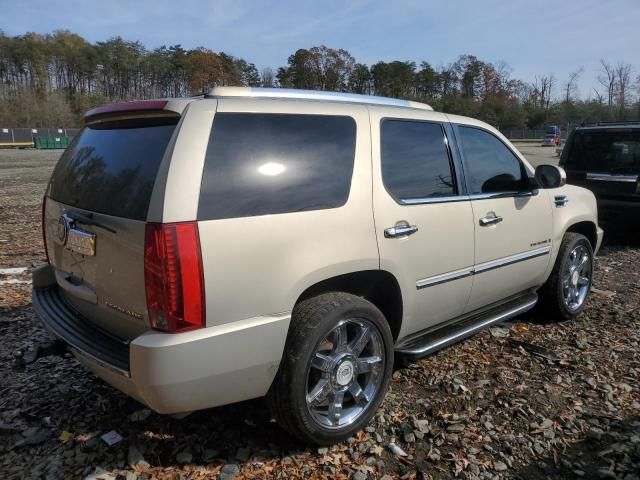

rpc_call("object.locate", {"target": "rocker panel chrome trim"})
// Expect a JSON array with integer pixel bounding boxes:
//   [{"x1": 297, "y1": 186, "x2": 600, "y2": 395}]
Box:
[
  {"x1": 473, "y1": 246, "x2": 551, "y2": 274},
  {"x1": 415, "y1": 246, "x2": 551, "y2": 289},
  {"x1": 416, "y1": 268, "x2": 473, "y2": 289}
]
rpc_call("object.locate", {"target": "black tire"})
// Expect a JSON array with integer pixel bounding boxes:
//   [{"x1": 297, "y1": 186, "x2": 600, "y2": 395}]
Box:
[
  {"x1": 267, "y1": 292, "x2": 394, "y2": 445},
  {"x1": 538, "y1": 232, "x2": 593, "y2": 320}
]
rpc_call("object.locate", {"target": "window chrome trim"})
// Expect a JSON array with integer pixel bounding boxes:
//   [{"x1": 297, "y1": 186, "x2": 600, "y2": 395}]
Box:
[
  {"x1": 586, "y1": 172, "x2": 638, "y2": 183},
  {"x1": 468, "y1": 190, "x2": 538, "y2": 200},
  {"x1": 415, "y1": 246, "x2": 551, "y2": 289},
  {"x1": 401, "y1": 190, "x2": 538, "y2": 205},
  {"x1": 401, "y1": 195, "x2": 469, "y2": 205}
]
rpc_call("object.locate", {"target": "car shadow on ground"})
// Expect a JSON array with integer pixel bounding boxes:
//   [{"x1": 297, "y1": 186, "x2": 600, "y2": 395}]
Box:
[
  {"x1": 509, "y1": 414, "x2": 640, "y2": 479},
  {"x1": 599, "y1": 223, "x2": 640, "y2": 250}
]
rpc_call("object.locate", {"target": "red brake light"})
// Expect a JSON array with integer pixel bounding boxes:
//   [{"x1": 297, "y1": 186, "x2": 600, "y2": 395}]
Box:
[
  {"x1": 144, "y1": 222, "x2": 205, "y2": 333},
  {"x1": 42, "y1": 194, "x2": 49, "y2": 263}
]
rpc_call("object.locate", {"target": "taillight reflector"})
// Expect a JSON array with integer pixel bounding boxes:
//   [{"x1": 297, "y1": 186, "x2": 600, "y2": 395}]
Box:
[{"x1": 144, "y1": 222, "x2": 205, "y2": 333}]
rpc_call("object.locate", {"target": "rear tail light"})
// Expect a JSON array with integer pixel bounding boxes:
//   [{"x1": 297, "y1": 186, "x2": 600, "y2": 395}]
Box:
[
  {"x1": 144, "y1": 222, "x2": 205, "y2": 333},
  {"x1": 42, "y1": 194, "x2": 49, "y2": 263}
]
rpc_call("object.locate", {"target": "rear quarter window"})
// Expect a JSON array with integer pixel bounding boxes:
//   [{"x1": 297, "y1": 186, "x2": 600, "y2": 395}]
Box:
[
  {"x1": 48, "y1": 117, "x2": 178, "y2": 220},
  {"x1": 198, "y1": 113, "x2": 357, "y2": 220}
]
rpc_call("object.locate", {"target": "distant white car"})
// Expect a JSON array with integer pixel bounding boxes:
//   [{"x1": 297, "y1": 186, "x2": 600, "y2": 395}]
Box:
[{"x1": 33, "y1": 87, "x2": 603, "y2": 444}]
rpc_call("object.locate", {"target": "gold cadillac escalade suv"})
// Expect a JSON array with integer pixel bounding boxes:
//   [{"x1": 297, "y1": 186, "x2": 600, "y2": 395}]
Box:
[{"x1": 33, "y1": 87, "x2": 603, "y2": 444}]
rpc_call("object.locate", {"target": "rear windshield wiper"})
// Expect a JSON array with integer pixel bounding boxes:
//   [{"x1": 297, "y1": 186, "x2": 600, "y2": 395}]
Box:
[{"x1": 66, "y1": 211, "x2": 117, "y2": 234}]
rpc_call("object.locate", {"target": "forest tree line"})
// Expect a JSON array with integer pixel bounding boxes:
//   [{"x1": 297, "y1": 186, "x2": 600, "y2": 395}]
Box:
[{"x1": 0, "y1": 30, "x2": 638, "y2": 128}]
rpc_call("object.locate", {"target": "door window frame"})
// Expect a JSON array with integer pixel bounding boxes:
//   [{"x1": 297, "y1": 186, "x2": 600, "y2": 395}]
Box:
[
  {"x1": 450, "y1": 123, "x2": 536, "y2": 200},
  {"x1": 379, "y1": 117, "x2": 468, "y2": 206}
]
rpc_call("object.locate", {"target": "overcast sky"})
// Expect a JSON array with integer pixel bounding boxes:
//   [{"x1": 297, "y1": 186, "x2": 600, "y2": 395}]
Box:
[{"x1": 3, "y1": 0, "x2": 639, "y2": 99}]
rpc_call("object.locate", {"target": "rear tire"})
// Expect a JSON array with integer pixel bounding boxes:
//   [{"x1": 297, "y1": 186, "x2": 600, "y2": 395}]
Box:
[
  {"x1": 538, "y1": 233, "x2": 593, "y2": 320},
  {"x1": 268, "y1": 292, "x2": 393, "y2": 445}
]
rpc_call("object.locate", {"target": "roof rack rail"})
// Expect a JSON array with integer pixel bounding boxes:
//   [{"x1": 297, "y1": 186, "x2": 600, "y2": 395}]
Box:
[{"x1": 206, "y1": 87, "x2": 434, "y2": 111}]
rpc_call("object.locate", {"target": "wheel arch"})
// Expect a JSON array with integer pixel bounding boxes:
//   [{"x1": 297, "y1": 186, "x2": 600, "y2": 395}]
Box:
[
  {"x1": 565, "y1": 220, "x2": 598, "y2": 250},
  {"x1": 295, "y1": 270, "x2": 403, "y2": 341}
]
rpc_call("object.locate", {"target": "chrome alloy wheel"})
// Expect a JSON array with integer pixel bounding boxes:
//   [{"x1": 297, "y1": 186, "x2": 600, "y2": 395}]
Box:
[
  {"x1": 305, "y1": 318, "x2": 385, "y2": 429},
  {"x1": 562, "y1": 244, "x2": 592, "y2": 312}
]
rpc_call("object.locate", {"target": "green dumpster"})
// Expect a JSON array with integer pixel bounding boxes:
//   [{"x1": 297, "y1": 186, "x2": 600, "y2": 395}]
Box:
[{"x1": 34, "y1": 136, "x2": 71, "y2": 149}]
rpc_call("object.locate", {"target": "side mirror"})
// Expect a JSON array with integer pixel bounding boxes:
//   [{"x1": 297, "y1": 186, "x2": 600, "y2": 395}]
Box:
[{"x1": 535, "y1": 164, "x2": 566, "y2": 189}]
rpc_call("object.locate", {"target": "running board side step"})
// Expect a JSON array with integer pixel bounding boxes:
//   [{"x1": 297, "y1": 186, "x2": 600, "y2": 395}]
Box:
[{"x1": 395, "y1": 292, "x2": 538, "y2": 358}]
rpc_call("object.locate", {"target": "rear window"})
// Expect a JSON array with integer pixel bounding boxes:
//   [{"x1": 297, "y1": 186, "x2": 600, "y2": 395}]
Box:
[
  {"x1": 198, "y1": 113, "x2": 356, "y2": 220},
  {"x1": 48, "y1": 117, "x2": 178, "y2": 221},
  {"x1": 564, "y1": 130, "x2": 640, "y2": 172}
]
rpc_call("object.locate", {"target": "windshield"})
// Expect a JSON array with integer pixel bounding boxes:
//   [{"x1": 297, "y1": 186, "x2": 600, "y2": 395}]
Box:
[
  {"x1": 546, "y1": 126, "x2": 558, "y2": 135},
  {"x1": 565, "y1": 130, "x2": 640, "y2": 173}
]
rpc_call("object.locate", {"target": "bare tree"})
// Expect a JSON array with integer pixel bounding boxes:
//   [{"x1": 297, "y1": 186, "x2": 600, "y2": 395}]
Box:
[
  {"x1": 597, "y1": 59, "x2": 616, "y2": 106},
  {"x1": 614, "y1": 62, "x2": 633, "y2": 114},
  {"x1": 261, "y1": 67, "x2": 275, "y2": 87},
  {"x1": 592, "y1": 88, "x2": 604, "y2": 104},
  {"x1": 533, "y1": 74, "x2": 555, "y2": 110},
  {"x1": 564, "y1": 67, "x2": 583, "y2": 103}
]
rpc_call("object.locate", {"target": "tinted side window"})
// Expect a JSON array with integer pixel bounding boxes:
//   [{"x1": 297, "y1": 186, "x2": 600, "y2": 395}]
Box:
[
  {"x1": 458, "y1": 126, "x2": 524, "y2": 194},
  {"x1": 564, "y1": 130, "x2": 640, "y2": 171},
  {"x1": 381, "y1": 120, "x2": 455, "y2": 200},
  {"x1": 198, "y1": 113, "x2": 356, "y2": 220}
]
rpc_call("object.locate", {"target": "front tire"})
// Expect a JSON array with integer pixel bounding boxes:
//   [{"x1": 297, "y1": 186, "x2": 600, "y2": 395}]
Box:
[
  {"x1": 539, "y1": 232, "x2": 593, "y2": 320},
  {"x1": 268, "y1": 292, "x2": 394, "y2": 445}
]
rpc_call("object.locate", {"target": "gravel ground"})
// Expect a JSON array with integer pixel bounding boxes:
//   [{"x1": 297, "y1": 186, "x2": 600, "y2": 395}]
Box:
[
  {"x1": 511, "y1": 143, "x2": 560, "y2": 168},
  {"x1": 0, "y1": 149, "x2": 639, "y2": 480}
]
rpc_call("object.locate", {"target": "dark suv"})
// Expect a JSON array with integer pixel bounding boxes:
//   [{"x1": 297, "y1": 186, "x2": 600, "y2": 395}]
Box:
[{"x1": 560, "y1": 122, "x2": 640, "y2": 227}]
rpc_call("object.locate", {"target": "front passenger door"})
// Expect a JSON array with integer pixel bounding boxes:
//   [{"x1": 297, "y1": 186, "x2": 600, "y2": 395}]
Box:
[{"x1": 455, "y1": 125, "x2": 553, "y2": 312}]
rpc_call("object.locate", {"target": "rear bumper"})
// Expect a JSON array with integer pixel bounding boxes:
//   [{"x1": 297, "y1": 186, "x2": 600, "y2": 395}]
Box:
[
  {"x1": 32, "y1": 266, "x2": 291, "y2": 414},
  {"x1": 32, "y1": 286, "x2": 130, "y2": 375}
]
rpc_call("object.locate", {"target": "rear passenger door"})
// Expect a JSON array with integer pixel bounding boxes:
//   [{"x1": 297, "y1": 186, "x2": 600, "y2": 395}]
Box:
[
  {"x1": 453, "y1": 125, "x2": 553, "y2": 312},
  {"x1": 371, "y1": 109, "x2": 475, "y2": 339}
]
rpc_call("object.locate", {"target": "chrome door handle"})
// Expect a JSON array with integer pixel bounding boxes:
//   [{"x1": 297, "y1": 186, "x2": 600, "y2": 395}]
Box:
[
  {"x1": 384, "y1": 224, "x2": 419, "y2": 238},
  {"x1": 479, "y1": 212, "x2": 503, "y2": 226}
]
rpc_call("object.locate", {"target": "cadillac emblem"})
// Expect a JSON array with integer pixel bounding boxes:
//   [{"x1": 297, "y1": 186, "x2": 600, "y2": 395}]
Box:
[{"x1": 57, "y1": 214, "x2": 71, "y2": 245}]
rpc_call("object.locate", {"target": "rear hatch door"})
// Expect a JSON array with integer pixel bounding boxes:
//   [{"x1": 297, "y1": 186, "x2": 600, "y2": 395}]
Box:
[{"x1": 44, "y1": 111, "x2": 180, "y2": 340}]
